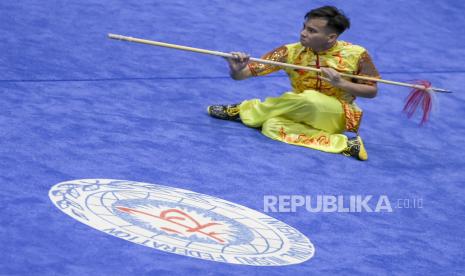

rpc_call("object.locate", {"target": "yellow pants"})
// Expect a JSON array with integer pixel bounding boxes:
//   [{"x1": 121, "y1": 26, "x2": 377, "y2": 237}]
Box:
[{"x1": 239, "y1": 90, "x2": 348, "y2": 153}]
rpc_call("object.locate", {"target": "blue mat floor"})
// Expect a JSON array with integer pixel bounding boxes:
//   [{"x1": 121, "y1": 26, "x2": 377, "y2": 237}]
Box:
[{"x1": 1, "y1": 0, "x2": 465, "y2": 275}]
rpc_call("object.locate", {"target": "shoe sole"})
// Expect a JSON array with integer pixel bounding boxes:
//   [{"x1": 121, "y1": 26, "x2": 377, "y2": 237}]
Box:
[{"x1": 357, "y1": 136, "x2": 368, "y2": 161}]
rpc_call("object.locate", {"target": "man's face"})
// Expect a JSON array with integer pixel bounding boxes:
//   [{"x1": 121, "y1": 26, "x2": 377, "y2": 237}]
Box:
[{"x1": 300, "y1": 18, "x2": 337, "y2": 52}]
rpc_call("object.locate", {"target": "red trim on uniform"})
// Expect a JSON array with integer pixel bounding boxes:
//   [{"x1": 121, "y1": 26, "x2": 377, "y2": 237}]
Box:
[{"x1": 315, "y1": 54, "x2": 321, "y2": 90}]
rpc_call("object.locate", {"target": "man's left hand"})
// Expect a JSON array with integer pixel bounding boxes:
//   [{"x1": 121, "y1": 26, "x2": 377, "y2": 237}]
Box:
[{"x1": 320, "y1": 67, "x2": 346, "y2": 88}]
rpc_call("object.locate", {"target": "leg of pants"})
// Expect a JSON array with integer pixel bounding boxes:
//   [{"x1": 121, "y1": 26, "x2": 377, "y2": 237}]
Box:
[{"x1": 239, "y1": 90, "x2": 348, "y2": 153}]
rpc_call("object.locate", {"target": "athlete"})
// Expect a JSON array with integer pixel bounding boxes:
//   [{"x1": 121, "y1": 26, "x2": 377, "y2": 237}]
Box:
[{"x1": 208, "y1": 6, "x2": 380, "y2": 160}]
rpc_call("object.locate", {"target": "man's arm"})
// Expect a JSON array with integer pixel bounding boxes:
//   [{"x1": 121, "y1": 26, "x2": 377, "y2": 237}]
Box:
[
  {"x1": 320, "y1": 67, "x2": 378, "y2": 98},
  {"x1": 226, "y1": 46, "x2": 288, "y2": 80},
  {"x1": 320, "y1": 51, "x2": 380, "y2": 98}
]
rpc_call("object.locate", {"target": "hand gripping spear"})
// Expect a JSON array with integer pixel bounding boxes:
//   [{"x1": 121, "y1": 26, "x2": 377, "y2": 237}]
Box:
[{"x1": 108, "y1": 34, "x2": 452, "y2": 125}]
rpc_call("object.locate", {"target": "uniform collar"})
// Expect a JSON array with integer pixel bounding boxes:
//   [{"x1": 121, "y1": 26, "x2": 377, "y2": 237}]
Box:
[{"x1": 302, "y1": 41, "x2": 341, "y2": 55}]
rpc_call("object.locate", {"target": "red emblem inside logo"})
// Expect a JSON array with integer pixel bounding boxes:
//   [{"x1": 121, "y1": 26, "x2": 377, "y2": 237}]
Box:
[{"x1": 116, "y1": 206, "x2": 226, "y2": 244}]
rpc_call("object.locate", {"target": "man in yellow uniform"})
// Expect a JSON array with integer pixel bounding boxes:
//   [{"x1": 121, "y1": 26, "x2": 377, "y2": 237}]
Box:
[{"x1": 208, "y1": 6, "x2": 380, "y2": 161}]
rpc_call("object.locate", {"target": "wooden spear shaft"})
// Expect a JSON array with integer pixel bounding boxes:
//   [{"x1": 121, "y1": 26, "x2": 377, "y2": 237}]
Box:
[{"x1": 108, "y1": 33, "x2": 451, "y2": 93}]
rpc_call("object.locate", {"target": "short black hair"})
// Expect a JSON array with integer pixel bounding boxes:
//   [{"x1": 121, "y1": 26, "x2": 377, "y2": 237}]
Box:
[{"x1": 304, "y1": 6, "x2": 350, "y2": 35}]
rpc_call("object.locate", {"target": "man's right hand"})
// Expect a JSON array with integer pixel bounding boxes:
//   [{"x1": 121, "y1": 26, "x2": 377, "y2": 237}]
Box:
[{"x1": 227, "y1": 52, "x2": 252, "y2": 80}]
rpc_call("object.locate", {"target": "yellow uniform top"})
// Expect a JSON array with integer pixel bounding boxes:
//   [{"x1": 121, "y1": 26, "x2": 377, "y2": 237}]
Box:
[{"x1": 248, "y1": 41, "x2": 380, "y2": 132}]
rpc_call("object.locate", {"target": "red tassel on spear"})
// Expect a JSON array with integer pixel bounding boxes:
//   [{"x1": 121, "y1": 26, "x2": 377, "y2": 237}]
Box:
[
  {"x1": 107, "y1": 34, "x2": 453, "y2": 124},
  {"x1": 403, "y1": 80, "x2": 434, "y2": 125}
]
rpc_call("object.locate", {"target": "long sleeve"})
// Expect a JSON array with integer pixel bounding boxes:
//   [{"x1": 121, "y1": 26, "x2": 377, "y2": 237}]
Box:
[
  {"x1": 354, "y1": 51, "x2": 380, "y2": 86},
  {"x1": 248, "y1": 45, "x2": 288, "y2": 76}
]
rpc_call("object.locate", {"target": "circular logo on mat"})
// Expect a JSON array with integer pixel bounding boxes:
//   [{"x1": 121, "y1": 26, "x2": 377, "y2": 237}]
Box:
[{"x1": 49, "y1": 179, "x2": 314, "y2": 266}]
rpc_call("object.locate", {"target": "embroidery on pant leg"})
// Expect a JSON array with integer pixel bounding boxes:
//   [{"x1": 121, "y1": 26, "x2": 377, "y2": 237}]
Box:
[
  {"x1": 278, "y1": 127, "x2": 331, "y2": 147},
  {"x1": 341, "y1": 102, "x2": 363, "y2": 132}
]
